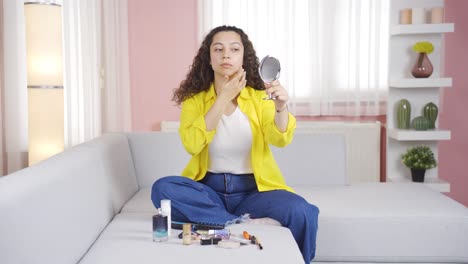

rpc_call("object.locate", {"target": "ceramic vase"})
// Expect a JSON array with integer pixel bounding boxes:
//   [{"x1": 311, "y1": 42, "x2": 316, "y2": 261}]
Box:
[
  {"x1": 411, "y1": 53, "x2": 433, "y2": 78},
  {"x1": 423, "y1": 102, "x2": 438, "y2": 129},
  {"x1": 412, "y1": 116, "x2": 431, "y2": 130},
  {"x1": 397, "y1": 99, "x2": 411, "y2": 129}
]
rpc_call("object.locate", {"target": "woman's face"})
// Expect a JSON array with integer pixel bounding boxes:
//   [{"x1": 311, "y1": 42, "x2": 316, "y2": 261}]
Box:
[{"x1": 210, "y1": 31, "x2": 244, "y2": 78}]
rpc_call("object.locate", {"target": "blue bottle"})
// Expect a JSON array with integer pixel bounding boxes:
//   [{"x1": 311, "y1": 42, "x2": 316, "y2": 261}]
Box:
[{"x1": 153, "y1": 208, "x2": 168, "y2": 242}]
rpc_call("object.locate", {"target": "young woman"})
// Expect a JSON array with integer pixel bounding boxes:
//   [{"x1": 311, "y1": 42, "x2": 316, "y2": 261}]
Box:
[{"x1": 151, "y1": 25, "x2": 319, "y2": 263}]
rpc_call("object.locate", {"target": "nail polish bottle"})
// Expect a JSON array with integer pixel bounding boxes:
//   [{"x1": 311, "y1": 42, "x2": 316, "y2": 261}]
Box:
[{"x1": 153, "y1": 208, "x2": 168, "y2": 242}]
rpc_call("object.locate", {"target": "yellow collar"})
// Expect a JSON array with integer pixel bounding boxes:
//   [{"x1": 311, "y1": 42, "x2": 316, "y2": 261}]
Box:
[{"x1": 205, "y1": 83, "x2": 252, "y2": 102}]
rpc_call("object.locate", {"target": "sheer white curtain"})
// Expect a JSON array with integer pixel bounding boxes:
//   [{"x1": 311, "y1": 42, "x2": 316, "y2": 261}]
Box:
[
  {"x1": 0, "y1": 0, "x2": 130, "y2": 174},
  {"x1": 1, "y1": 0, "x2": 28, "y2": 174},
  {"x1": 199, "y1": 0, "x2": 389, "y2": 116},
  {"x1": 62, "y1": 0, "x2": 131, "y2": 147},
  {"x1": 102, "y1": 0, "x2": 132, "y2": 133},
  {"x1": 62, "y1": 0, "x2": 102, "y2": 147}
]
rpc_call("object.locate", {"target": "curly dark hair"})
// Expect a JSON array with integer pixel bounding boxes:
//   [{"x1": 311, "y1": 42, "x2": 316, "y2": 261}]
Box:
[{"x1": 172, "y1": 25, "x2": 265, "y2": 104}]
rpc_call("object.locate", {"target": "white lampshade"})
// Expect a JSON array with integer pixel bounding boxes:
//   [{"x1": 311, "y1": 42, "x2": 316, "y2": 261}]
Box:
[
  {"x1": 28, "y1": 89, "x2": 64, "y2": 165},
  {"x1": 24, "y1": 3, "x2": 64, "y2": 165},
  {"x1": 25, "y1": 3, "x2": 63, "y2": 87}
]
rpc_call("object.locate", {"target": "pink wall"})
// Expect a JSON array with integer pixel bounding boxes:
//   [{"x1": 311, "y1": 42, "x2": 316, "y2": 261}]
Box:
[
  {"x1": 128, "y1": 0, "x2": 197, "y2": 131},
  {"x1": 439, "y1": 0, "x2": 468, "y2": 206}
]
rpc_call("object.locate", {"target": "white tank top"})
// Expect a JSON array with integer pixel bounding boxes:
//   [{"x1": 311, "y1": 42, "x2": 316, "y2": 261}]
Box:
[{"x1": 208, "y1": 106, "x2": 253, "y2": 174}]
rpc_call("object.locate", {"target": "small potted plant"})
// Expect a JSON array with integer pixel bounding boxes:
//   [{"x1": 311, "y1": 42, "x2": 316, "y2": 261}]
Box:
[
  {"x1": 411, "y1": 41, "x2": 434, "y2": 78},
  {"x1": 401, "y1": 145, "x2": 437, "y2": 182}
]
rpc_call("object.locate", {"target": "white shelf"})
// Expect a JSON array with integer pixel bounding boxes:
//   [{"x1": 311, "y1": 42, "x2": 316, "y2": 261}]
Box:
[
  {"x1": 391, "y1": 23, "x2": 454, "y2": 35},
  {"x1": 390, "y1": 78, "x2": 452, "y2": 88},
  {"x1": 388, "y1": 129, "x2": 451, "y2": 141},
  {"x1": 387, "y1": 3, "x2": 453, "y2": 193},
  {"x1": 388, "y1": 177, "x2": 450, "y2": 193}
]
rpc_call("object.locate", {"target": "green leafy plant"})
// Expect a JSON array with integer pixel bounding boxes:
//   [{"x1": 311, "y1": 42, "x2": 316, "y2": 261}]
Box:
[
  {"x1": 412, "y1": 41, "x2": 434, "y2": 54},
  {"x1": 401, "y1": 145, "x2": 437, "y2": 170}
]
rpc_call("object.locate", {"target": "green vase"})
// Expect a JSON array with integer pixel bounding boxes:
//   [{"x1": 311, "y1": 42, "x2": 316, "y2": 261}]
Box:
[
  {"x1": 423, "y1": 102, "x2": 438, "y2": 129},
  {"x1": 412, "y1": 116, "x2": 431, "y2": 130},
  {"x1": 397, "y1": 99, "x2": 411, "y2": 129}
]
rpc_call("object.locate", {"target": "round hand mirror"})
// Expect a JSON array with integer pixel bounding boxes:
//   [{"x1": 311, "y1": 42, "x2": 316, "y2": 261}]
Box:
[{"x1": 258, "y1": 55, "x2": 281, "y2": 100}]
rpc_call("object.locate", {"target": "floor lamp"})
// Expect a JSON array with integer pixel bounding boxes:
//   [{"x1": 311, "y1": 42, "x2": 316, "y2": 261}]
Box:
[{"x1": 24, "y1": 2, "x2": 64, "y2": 166}]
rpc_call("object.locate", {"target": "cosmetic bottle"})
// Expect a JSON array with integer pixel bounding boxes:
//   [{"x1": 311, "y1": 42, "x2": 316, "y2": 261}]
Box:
[
  {"x1": 153, "y1": 208, "x2": 168, "y2": 242},
  {"x1": 161, "y1": 199, "x2": 171, "y2": 236},
  {"x1": 182, "y1": 223, "x2": 192, "y2": 245}
]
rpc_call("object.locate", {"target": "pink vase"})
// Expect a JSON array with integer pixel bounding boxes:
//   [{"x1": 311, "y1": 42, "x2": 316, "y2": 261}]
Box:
[{"x1": 411, "y1": 52, "x2": 433, "y2": 78}]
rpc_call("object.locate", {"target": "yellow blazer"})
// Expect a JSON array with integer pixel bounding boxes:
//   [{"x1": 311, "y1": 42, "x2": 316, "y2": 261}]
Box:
[{"x1": 179, "y1": 84, "x2": 296, "y2": 192}]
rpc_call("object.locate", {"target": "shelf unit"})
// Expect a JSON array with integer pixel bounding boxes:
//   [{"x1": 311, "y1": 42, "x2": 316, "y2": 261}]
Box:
[
  {"x1": 390, "y1": 23, "x2": 454, "y2": 35},
  {"x1": 390, "y1": 77, "x2": 452, "y2": 88},
  {"x1": 388, "y1": 129, "x2": 451, "y2": 141},
  {"x1": 387, "y1": 0, "x2": 454, "y2": 192}
]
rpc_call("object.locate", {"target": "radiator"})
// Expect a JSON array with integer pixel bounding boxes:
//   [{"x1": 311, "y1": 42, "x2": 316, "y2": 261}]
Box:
[
  {"x1": 295, "y1": 121, "x2": 381, "y2": 183},
  {"x1": 160, "y1": 121, "x2": 381, "y2": 184}
]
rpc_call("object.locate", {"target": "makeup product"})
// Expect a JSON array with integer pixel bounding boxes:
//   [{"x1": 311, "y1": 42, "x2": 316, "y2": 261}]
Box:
[
  {"x1": 243, "y1": 231, "x2": 263, "y2": 249},
  {"x1": 152, "y1": 208, "x2": 168, "y2": 242},
  {"x1": 171, "y1": 221, "x2": 224, "y2": 231},
  {"x1": 161, "y1": 199, "x2": 171, "y2": 236},
  {"x1": 217, "y1": 240, "x2": 240, "y2": 249},
  {"x1": 182, "y1": 223, "x2": 192, "y2": 245},
  {"x1": 200, "y1": 237, "x2": 222, "y2": 245},
  {"x1": 251, "y1": 235, "x2": 263, "y2": 250},
  {"x1": 208, "y1": 229, "x2": 230, "y2": 238}
]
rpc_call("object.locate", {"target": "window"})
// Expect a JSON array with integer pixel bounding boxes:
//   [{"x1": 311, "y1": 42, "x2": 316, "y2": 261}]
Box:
[{"x1": 199, "y1": 0, "x2": 389, "y2": 116}]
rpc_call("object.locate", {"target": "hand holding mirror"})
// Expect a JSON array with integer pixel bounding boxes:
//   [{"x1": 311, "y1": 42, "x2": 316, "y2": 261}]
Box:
[{"x1": 258, "y1": 55, "x2": 281, "y2": 100}]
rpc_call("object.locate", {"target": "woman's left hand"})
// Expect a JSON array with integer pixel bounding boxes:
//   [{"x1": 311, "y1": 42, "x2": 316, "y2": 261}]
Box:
[{"x1": 265, "y1": 80, "x2": 289, "y2": 111}]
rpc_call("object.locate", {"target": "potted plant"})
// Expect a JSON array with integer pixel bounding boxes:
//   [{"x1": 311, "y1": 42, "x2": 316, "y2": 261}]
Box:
[
  {"x1": 411, "y1": 41, "x2": 434, "y2": 78},
  {"x1": 401, "y1": 145, "x2": 437, "y2": 182}
]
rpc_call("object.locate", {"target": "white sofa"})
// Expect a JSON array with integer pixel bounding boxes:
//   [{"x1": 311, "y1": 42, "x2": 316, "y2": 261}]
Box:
[{"x1": 1, "y1": 132, "x2": 467, "y2": 264}]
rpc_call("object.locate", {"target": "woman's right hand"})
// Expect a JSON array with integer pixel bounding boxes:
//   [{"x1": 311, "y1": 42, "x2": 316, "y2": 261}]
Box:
[{"x1": 217, "y1": 68, "x2": 246, "y2": 102}]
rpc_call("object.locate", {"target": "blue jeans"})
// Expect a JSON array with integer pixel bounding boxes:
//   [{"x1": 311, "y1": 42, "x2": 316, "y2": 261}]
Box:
[{"x1": 151, "y1": 173, "x2": 319, "y2": 263}]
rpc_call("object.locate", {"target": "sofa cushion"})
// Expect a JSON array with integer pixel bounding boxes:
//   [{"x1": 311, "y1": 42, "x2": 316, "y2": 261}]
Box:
[
  {"x1": 87, "y1": 133, "x2": 139, "y2": 213},
  {"x1": 0, "y1": 133, "x2": 138, "y2": 264},
  {"x1": 294, "y1": 183, "x2": 468, "y2": 263},
  {"x1": 126, "y1": 132, "x2": 191, "y2": 189},
  {"x1": 122, "y1": 183, "x2": 468, "y2": 263},
  {"x1": 79, "y1": 213, "x2": 304, "y2": 264},
  {"x1": 121, "y1": 187, "x2": 156, "y2": 213},
  {"x1": 126, "y1": 132, "x2": 347, "y2": 189},
  {"x1": 271, "y1": 133, "x2": 347, "y2": 185},
  {"x1": 0, "y1": 143, "x2": 112, "y2": 264}
]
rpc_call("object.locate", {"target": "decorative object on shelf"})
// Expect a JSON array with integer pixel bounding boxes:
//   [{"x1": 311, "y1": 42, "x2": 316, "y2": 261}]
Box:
[
  {"x1": 397, "y1": 99, "x2": 411, "y2": 129},
  {"x1": 411, "y1": 8, "x2": 425, "y2": 24},
  {"x1": 412, "y1": 116, "x2": 431, "y2": 130},
  {"x1": 423, "y1": 102, "x2": 438, "y2": 129},
  {"x1": 400, "y1": 8, "x2": 412, "y2": 24},
  {"x1": 431, "y1": 7, "x2": 444, "y2": 24},
  {"x1": 401, "y1": 145, "x2": 437, "y2": 182},
  {"x1": 411, "y1": 42, "x2": 434, "y2": 78},
  {"x1": 410, "y1": 168, "x2": 426, "y2": 183}
]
